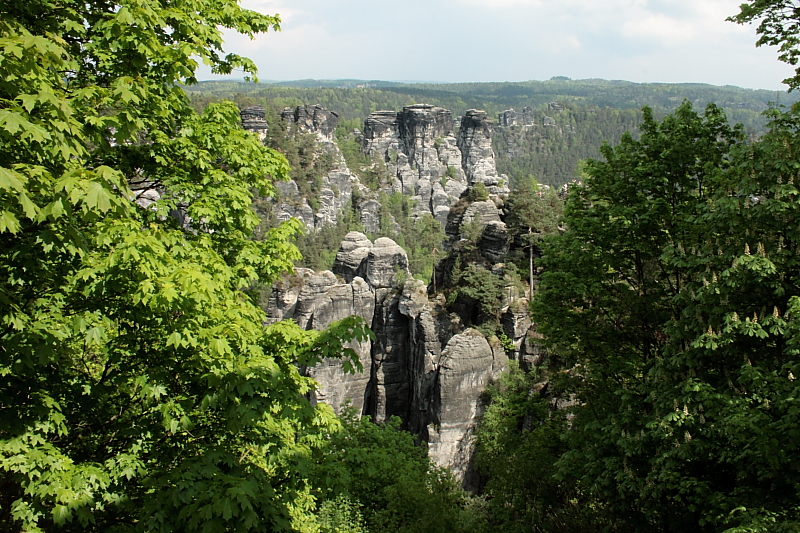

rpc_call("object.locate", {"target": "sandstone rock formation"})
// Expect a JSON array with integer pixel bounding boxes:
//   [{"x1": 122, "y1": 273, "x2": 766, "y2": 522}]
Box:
[
  {"x1": 362, "y1": 104, "x2": 467, "y2": 222},
  {"x1": 457, "y1": 110, "x2": 510, "y2": 197},
  {"x1": 240, "y1": 105, "x2": 269, "y2": 140},
  {"x1": 241, "y1": 103, "x2": 511, "y2": 236},
  {"x1": 263, "y1": 227, "x2": 541, "y2": 488},
  {"x1": 241, "y1": 105, "x2": 359, "y2": 230},
  {"x1": 281, "y1": 104, "x2": 339, "y2": 141},
  {"x1": 497, "y1": 106, "x2": 534, "y2": 127},
  {"x1": 361, "y1": 104, "x2": 512, "y2": 225}
]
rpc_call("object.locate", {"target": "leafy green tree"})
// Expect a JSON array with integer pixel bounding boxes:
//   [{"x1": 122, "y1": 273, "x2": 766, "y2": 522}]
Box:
[
  {"x1": 313, "y1": 409, "x2": 486, "y2": 533},
  {"x1": 730, "y1": 0, "x2": 800, "y2": 90},
  {"x1": 407, "y1": 213, "x2": 446, "y2": 284},
  {"x1": 475, "y1": 364, "x2": 600, "y2": 533},
  {"x1": 531, "y1": 92, "x2": 800, "y2": 531},
  {"x1": 532, "y1": 102, "x2": 747, "y2": 530},
  {"x1": 0, "y1": 1, "x2": 369, "y2": 531},
  {"x1": 316, "y1": 496, "x2": 367, "y2": 533},
  {"x1": 504, "y1": 176, "x2": 563, "y2": 298},
  {"x1": 642, "y1": 103, "x2": 800, "y2": 532},
  {"x1": 467, "y1": 182, "x2": 490, "y2": 202}
]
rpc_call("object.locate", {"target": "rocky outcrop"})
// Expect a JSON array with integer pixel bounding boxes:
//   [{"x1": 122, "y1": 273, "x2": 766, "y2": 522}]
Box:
[
  {"x1": 428, "y1": 329, "x2": 497, "y2": 483},
  {"x1": 241, "y1": 104, "x2": 359, "y2": 230},
  {"x1": 332, "y1": 231, "x2": 373, "y2": 282},
  {"x1": 281, "y1": 104, "x2": 339, "y2": 141},
  {"x1": 457, "y1": 110, "x2": 510, "y2": 196},
  {"x1": 240, "y1": 98, "x2": 558, "y2": 487},
  {"x1": 362, "y1": 105, "x2": 469, "y2": 222},
  {"x1": 241, "y1": 103, "x2": 511, "y2": 236},
  {"x1": 262, "y1": 231, "x2": 543, "y2": 488},
  {"x1": 240, "y1": 105, "x2": 269, "y2": 140},
  {"x1": 361, "y1": 110, "x2": 398, "y2": 153},
  {"x1": 306, "y1": 277, "x2": 375, "y2": 409},
  {"x1": 497, "y1": 106, "x2": 534, "y2": 127},
  {"x1": 366, "y1": 238, "x2": 410, "y2": 289},
  {"x1": 478, "y1": 221, "x2": 510, "y2": 263}
]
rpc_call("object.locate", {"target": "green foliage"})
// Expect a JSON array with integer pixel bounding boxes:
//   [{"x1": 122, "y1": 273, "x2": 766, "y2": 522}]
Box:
[
  {"x1": 407, "y1": 214, "x2": 446, "y2": 284},
  {"x1": 186, "y1": 79, "x2": 793, "y2": 128},
  {"x1": 497, "y1": 332, "x2": 515, "y2": 353},
  {"x1": 316, "y1": 496, "x2": 367, "y2": 533},
  {"x1": 373, "y1": 191, "x2": 446, "y2": 282},
  {"x1": 448, "y1": 264, "x2": 506, "y2": 334},
  {"x1": 467, "y1": 182, "x2": 490, "y2": 202},
  {"x1": 730, "y1": 0, "x2": 800, "y2": 90},
  {"x1": 532, "y1": 98, "x2": 800, "y2": 531},
  {"x1": 504, "y1": 176, "x2": 564, "y2": 294},
  {"x1": 260, "y1": 105, "x2": 336, "y2": 199},
  {"x1": 313, "y1": 408, "x2": 486, "y2": 533},
  {"x1": 505, "y1": 177, "x2": 562, "y2": 240},
  {"x1": 0, "y1": 1, "x2": 372, "y2": 531},
  {"x1": 475, "y1": 364, "x2": 599, "y2": 533}
]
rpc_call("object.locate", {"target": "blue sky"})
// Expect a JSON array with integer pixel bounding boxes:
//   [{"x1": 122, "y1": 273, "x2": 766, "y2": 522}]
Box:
[{"x1": 199, "y1": 0, "x2": 796, "y2": 91}]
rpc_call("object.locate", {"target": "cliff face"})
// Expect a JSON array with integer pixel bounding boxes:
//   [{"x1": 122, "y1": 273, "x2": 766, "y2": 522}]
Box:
[
  {"x1": 457, "y1": 110, "x2": 510, "y2": 197},
  {"x1": 249, "y1": 105, "x2": 358, "y2": 230},
  {"x1": 243, "y1": 103, "x2": 534, "y2": 487},
  {"x1": 281, "y1": 104, "x2": 339, "y2": 142},
  {"x1": 361, "y1": 104, "x2": 510, "y2": 225},
  {"x1": 265, "y1": 228, "x2": 541, "y2": 488},
  {"x1": 362, "y1": 104, "x2": 467, "y2": 225},
  {"x1": 240, "y1": 105, "x2": 269, "y2": 140},
  {"x1": 242, "y1": 103, "x2": 510, "y2": 231},
  {"x1": 497, "y1": 106, "x2": 535, "y2": 127}
]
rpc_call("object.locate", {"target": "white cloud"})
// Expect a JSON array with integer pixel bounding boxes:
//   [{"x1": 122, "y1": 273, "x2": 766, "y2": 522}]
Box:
[
  {"x1": 622, "y1": 13, "x2": 696, "y2": 43},
  {"x1": 195, "y1": 0, "x2": 796, "y2": 90}
]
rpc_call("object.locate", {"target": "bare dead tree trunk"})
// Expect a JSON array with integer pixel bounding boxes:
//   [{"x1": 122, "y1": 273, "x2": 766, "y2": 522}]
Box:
[{"x1": 528, "y1": 227, "x2": 534, "y2": 301}]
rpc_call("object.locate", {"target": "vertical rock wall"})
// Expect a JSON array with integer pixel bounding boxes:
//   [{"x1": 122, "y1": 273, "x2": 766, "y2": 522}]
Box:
[
  {"x1": 243, "y1": 104, "x2": 358, "y2": 230},
  {"x1": 457, "y1": 109, "x2": 510, "y2": 196},
  {"x1": 242, "y1": 103, "x2": 511, "y2": 232},
  {"x1": 362, "y1": 104, "x2": 511, "y2": 225},
  {"x1": 265, "y1": 229, "x2": 538, "y2": 488}
]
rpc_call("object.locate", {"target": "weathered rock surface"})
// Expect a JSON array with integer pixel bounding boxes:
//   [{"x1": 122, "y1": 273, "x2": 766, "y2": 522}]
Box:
[
  {"x1": 457, "y1": 110, "x2": 510, "y2": 197},
  {"x1": 241, "y1": 105, "x2": 358, "y2": 230},
  {"x1": 478, "y1": 221, "x2": 509, "y2": 263},
  {"x1": 262, "y1": 232, "x2": 545, "y2": 488},
  {"x1": 332, "y1": 231, "x2": 373, "y2": 283},
  {"x1": 305, "y1": 277, "x2": 375, "y2": 410},
  {"x1": 427, "y1": 329, "x2": 495, "y2": 482},
  {"x1": 241, "y1": 103, "x2": 511, "y2": 237},
  {"x1": 281, "y1": 104, "x2": 339, "y2": 141},
  {"x1": 366, "y1": 237, "x2": 410, "y2": 289},
  {"x1": 497, "y1": 106, "x2": 535, "y2": 127},
  {"x1": 240, "y1": 105, "x2": 269, "y2": 140},
  {"x1": 362, "y1": 105, "x2": 468, "y2": 222}
]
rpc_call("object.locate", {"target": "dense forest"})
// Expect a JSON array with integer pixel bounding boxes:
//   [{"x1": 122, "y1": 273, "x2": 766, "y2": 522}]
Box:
[
  {"x1": 5, "y1": 0, "x2": 800, "y2": 532},
  {"x1": 187, "y1": 78, "x2": 797, "y2": 188}
]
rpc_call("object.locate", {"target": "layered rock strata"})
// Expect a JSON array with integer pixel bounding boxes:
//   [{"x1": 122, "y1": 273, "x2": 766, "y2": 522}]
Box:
[
  {"x1": 266, "y1": 229, "x2": 537, "y2": 488},
  {"x1": 457, "y1": 110, "x2": 510, "y2": 196},
  {"x1": 242, "y1": 105, "x2": 358, "y2": 230},
  {"x1": 242, "y1": 103, "x2": 511, "y2": 233},
  {"x1": 497, "y1": 106, "x2": 535, "y2": 127},
  {"x1": 240, "y1": 105, "x2": 269, "y2": 140},
  {"x1": 362, "y1": 104, "x2": 511, "y2": 225},
  {"x1": 281, "y1": 104, "x2": 339, "y2": 141}
]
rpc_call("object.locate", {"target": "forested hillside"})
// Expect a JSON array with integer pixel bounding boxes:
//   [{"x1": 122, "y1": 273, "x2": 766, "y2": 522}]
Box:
[
  {"x1": 186, "y1": 78, "x2": 796, "y2": 188},
  {"x1": 7, "y1": 0, "x2": 800, "y2": 531}
]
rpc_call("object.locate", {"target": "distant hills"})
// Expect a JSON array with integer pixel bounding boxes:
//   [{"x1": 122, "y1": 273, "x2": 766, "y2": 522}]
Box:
[
  {"x1": 186, "y1": 78, "x2": 800, "y2": 187},
  {"x1": 188, "y1": 77, "x2": 798, "y2": 120}
]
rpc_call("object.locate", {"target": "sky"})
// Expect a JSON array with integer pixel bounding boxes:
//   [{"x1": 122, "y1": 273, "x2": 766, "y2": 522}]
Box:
[{"x1": 198, "y1": 0, "x2": 796, "y2": 91}]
